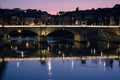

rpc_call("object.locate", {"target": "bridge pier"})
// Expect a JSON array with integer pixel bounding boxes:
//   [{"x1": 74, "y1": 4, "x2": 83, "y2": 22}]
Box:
[
  {"x1": 74, "y1": 42, "x2": 81, "y2": 48},
  {"x1": 74, "y1": 33, "x2": 86, "y2": 42},
  {"x1": 74, "y1": 33, "x2": 81, "y2": 42},
  {"x1": 37, "y1": 36, "x2": 46, "y2": 42},
  {"x1": 74, "y1": 33, "x2": 87, "y2": 48}
]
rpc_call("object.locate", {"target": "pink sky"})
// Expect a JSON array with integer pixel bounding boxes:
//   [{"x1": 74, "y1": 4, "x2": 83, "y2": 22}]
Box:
[{"x1": 0, "y1": 0, "x2": 120, "y2": 14}]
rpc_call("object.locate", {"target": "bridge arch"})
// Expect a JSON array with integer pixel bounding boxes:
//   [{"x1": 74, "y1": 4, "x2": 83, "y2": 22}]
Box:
[
  {"x1": 0, "y1": 27, "x2": 87, "y2": 42},
  {"x1": 8, "y1": 30, "x2": 38, "y2": 36},
  {"x1": 0, "y1": 25, "x2": 119, "y2": 42},
  {"x1": 46, "y1": 30, "x2": 74, "y2": 41},
  {"x1": 0, "y1": 27, "x2": 41, "y2": 36},
  {"x1": 45, "y1": 28, "x2": 86, "y2": 42}
]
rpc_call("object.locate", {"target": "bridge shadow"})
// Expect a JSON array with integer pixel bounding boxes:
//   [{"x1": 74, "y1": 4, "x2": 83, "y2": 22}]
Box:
[{"x1": 8, "y1": 30, "x2": 38, "y2": 37}]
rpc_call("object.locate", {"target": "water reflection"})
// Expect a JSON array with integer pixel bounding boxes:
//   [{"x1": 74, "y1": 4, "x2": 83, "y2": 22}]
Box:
[
  {"x1": 0, "y1": 58, "x2": 7, "y2": 80},
  {"x1": 0, "y1": 36, "x2": 120, "y2": 58},
  {"x1": 0, "y1": 57, "x2": 120, "y2": 80},
  {"x1": 48, "y1": 59, "x2": 52, "y2": 75},
  {"x1": 0, "y1": 36, "x2": 120, "y2": 80}
]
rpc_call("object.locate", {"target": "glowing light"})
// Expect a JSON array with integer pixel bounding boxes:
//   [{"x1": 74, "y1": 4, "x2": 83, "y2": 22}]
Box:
[
  {"x1": 75, "y1": 20, "x2": 79, "y2": 25},
  {"x1": 62, "y1": 53, "x2": 65, "y2": 57},
  {"x1": 71, "y1": 60, "x2": 74, "y2": 69},
  {"x1": 93, "y1": 48, "x2": 96, "y2": 54},
  {"x1": 11, "y1": 45, "x2": 13, "y2": 49},
  {"x1": 47, "y1": 47, "x2": 50, "y2": 51},
  {"x1": 58, "y1": 51, "x2": 61, "y2": 54},
  {"x1": 41, "y1": 31, "x2": 46, "y2": 35},
  {"x1": 103, "y1": 62, "x2": 106, "y2": 67},
  {"x1": 91, "y1": 49, "x2": 93, "y2": 53},
  {"x1": 101, "y1": 52, "x2": 103, "y2": 56},
  {"x1": 30, "y1": 22, "x2": 35, "y2": 26},
  {"x1": 41, "y1": 50, "x2": 46, "y2": 54},
  {"x1": 21, "y1": 52, "x2": 24, "y2": 57},
  {"x1": 17, "y1": 61, "x2": 20, "y2": 68},
  {"x1": 18, "y1": 29, "x2": 22, "y2": 33},
  {"x1": 0, "y1": 56, "x2": 119, "y2": 62},
  {"x1": 81, "y1": 57, "x2": 86, "y2": 60},
  {"x1": 26, "y1": 42, "x2": 29, "y2": 47},
  {"x1": 48, "y1": 59, "x2": 52, "y2": 75},
  {"x1": 62, "y1": 54, "x2": 65, "y2": 60},
  {"x1": 103, "y1": 62, "x2": 106, "y2": 71},
  {"x1": 107, "y1": 42, "x2": 110, "y2": 49},
  {"x1": 8, "y1": 35, "x2": 10, "y2": 38},
  {"x1": 41, "y1": 57, "x2": 45, "y2": 61}
]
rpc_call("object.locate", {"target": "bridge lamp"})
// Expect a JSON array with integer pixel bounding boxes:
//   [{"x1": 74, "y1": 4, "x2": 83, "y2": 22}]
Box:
[
  {"x1": 30, "y1": 21, "x2": 35, "y2": 26},
  {"x1": 18, "y1": 29, "x2": 22, "y2": 33}
]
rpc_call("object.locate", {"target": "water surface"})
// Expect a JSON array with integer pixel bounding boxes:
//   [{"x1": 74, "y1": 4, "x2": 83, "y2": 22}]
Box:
[{"x1": 0, "y1": 37, "x2": 120, "y2": 80}]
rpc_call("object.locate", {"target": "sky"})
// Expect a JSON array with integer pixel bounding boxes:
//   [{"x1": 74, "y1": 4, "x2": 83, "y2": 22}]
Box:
[{"x1": 0, "y1": 0, "x2": 120, "y2": 14}]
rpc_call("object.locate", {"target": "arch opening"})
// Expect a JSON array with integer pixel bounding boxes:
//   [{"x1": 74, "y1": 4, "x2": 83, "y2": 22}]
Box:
[
  {"x1": 8, "y1": 30, "x2": 38, "y2": 37},
  {"x1": 47, "y1": 30, "x2": 74, "y2": 38},
  {"x1": 46, "y1": 30, "x2": 74, "y2": 45},
  {"x1": 47, "y1": 30, "x2": 74, "y2": 40}
]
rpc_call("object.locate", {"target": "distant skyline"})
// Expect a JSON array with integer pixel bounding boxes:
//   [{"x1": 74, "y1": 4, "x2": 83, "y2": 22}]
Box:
[{"x1": 0, "y1": 0, "x2": 120, "y2": 14}]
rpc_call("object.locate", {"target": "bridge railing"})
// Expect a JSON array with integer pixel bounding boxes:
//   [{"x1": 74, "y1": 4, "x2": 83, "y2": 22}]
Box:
[{"x1": 0, "y1": 25, "x2": 120, "y2": 28}]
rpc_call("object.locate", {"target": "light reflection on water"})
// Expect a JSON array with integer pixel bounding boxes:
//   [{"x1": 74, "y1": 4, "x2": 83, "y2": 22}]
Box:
[
  {"x1": 0, "y1": 58, "x2": 120, "y2": 80},
  {"x1": 0, "y1": 37, "x2": 120, "y2": 80}
]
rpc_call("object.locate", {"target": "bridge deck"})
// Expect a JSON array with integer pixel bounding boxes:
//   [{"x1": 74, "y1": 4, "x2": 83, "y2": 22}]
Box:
[{"x1": 0, "y1": 25, "x2": 120, "y2": 28}]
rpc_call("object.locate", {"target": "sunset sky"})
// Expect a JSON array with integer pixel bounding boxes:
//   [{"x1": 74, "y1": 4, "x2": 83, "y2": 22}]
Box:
[{"x1": 0, "y1": 0, "x2": 120, "y2": 14}]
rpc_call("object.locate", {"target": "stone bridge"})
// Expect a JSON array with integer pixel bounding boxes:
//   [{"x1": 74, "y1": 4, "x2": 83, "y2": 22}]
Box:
[{"x1": 0, "y1": 25, "x2": 120, "y2": 42}]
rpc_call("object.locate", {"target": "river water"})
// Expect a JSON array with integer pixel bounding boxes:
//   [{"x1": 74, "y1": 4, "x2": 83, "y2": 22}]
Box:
[{"x1": 0, "y1": 36, "x2": 120, "y2": 80}]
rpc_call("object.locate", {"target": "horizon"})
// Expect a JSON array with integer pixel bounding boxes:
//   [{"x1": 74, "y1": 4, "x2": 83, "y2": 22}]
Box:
[{"x1": 0, "y1": 0, "x2": 120, "y2": 15}]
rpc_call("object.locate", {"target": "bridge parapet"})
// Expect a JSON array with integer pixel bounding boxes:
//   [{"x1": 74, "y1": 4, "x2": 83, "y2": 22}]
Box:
[{"x1": 0, "y1": 25, "x2": 120, "y2": 28}]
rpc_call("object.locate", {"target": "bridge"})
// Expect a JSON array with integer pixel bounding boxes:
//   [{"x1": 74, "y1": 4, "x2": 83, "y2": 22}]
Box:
[{"x1": 0, "y1": 25, "x2": 120, "y2": 42}]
